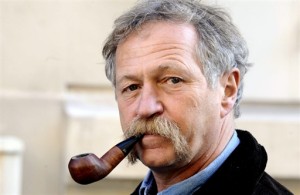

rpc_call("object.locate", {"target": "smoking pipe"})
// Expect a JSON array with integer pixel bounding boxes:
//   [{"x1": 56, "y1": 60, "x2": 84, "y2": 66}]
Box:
[{"x1": 68, "y1": 134, "x2": 143, "y2": 185}]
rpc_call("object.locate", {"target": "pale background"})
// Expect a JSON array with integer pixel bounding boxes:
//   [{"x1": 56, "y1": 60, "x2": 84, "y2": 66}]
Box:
[{"x1": 0, "y1": 0, "x2": 299, "y2": 194}]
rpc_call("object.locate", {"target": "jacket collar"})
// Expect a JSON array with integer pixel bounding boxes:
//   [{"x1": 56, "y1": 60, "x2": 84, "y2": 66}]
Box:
[{"x1": 195, "y1": 130, "x2": 267, "y2": 194}]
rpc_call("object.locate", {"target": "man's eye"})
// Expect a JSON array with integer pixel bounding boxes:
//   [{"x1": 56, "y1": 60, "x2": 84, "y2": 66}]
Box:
[
  {"x1": 127, "y1": 84, "x2": 139, "y2": 91},
  {"x1": 167, "y1": 77, "x2": 183, "y2": 84}
]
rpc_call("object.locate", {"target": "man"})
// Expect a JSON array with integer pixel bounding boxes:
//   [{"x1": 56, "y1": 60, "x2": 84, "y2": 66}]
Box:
[{"x1": 102, "y1": 0, "x2": 292, "y2": 194}]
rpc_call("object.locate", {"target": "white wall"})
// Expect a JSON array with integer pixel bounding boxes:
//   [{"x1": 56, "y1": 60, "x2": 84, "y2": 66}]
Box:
[{"x1": 0, "y1": 0, "x2": 299, "y2": 194}]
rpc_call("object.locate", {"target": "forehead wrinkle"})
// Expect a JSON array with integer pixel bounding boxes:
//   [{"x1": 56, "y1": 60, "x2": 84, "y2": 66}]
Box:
[
  {"x1": 118, "y1": 42, "x2": 194, "y2": 61},
  {"x1": 116, "y1": 43, "x2": 200, "y2": 81}
]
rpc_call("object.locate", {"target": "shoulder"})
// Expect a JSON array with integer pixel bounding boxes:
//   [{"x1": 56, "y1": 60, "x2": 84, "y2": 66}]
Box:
[{"x1": 253, "y1": 172, "x2": 293, "y2": 195}]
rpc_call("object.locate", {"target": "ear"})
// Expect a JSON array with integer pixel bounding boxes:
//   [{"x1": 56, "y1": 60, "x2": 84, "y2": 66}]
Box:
[{"x1": 220, "y1": 68, "x2": 240, "y2": 118}]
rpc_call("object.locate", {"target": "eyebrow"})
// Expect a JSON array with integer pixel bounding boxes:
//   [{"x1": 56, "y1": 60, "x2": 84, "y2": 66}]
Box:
[
  {"x1": 155, "y1": 63, "x2": 190, "y2": 76},
  {"x1": 116, "y1": 74, "x2": 140, "y2": 87},
  {"x1": 156, "y1": 64, "x2": 174, "y2": 72},
  {"x1": 116, "y1": 63, "x2": 190, "y2": 86}
]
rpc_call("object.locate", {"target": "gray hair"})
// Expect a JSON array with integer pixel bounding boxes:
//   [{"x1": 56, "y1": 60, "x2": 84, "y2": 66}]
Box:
[{"x1": 102, "y1": 0, "x2": 251, "y2": 118}]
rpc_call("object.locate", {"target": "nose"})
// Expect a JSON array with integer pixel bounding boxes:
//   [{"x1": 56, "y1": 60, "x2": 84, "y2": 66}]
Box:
[{"x1": 136, "y1": 85, "x2": 163, "y2": 118}]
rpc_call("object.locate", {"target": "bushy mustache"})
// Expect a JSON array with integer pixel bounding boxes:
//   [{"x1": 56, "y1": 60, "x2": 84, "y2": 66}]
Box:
[
  {"x1": 124, "y1": 116, "x2": 190, "y2": 164},
  {"x1": 125, "y1": 116, "x2": 179, "y2": 138}
]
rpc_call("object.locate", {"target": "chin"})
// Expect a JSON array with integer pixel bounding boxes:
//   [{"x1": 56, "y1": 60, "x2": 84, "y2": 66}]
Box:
[{"x1": 139, "y1": 150, "x2": 180, "y2": 170}]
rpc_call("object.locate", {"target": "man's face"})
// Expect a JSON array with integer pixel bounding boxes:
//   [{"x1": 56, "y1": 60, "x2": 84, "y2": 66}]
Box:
[{"x1": 115, "y1": 21, "x2": 224, "y2": 171}]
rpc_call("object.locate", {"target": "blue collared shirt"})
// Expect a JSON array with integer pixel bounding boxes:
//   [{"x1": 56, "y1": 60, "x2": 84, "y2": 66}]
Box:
[{"x1": 139, "y1": 130, "x2": 240, "y2": 195}]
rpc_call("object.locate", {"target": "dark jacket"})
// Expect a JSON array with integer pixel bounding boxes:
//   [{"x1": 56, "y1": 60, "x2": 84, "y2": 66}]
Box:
[{"x1": 131, "y1": 130, "x2": 293, "y2": 195}]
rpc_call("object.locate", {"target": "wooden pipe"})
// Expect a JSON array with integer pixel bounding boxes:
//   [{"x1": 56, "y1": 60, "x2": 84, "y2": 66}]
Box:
[{"x1": 68, "y1": 134, "x2": 143, "y2": 185}]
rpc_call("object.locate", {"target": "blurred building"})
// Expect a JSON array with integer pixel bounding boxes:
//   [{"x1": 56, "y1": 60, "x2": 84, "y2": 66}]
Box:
[{"x1": 0, "y1": 0, "x2": 299, "y2": 194}]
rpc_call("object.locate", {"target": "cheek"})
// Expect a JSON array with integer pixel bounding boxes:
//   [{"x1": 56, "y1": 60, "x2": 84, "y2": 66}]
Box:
[
  {"x1": 118, "y1": 111, "x2": 127, "y2": 132},
  {"x1": 173, "y1": 90, "x2": 220, "y2": 142},
  {"x1": 117, "y1": 100, "x2": 134, "y2": 132},
  {"x1": 167, "y1": 92, "x2": 203, "y2": 135}
]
